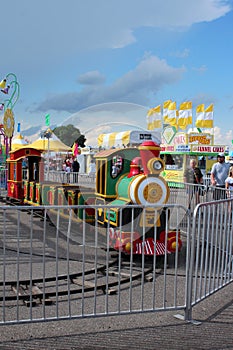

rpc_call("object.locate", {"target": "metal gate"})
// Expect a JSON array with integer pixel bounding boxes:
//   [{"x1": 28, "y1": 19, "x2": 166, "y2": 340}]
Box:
[
  {"x1": 185, "y1": 199, "x2": 233, "y2": 321},
  {"x1": 0, "y1": 201, "x2": 232, "y2": 325}
]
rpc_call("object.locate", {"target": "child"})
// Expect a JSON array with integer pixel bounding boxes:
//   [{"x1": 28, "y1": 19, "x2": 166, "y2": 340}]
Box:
[
  {"x1": 225, "y1": 166, "x2": 233, "y2": 198},
  {"x1": 225, "y1": 166, "x2": 233, "y2": 215}
]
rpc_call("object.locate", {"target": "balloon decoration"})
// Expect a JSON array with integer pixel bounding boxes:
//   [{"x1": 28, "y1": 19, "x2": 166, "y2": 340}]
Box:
[{"x1": 0, "y1": 73, "x2": 20, "y2": 157}]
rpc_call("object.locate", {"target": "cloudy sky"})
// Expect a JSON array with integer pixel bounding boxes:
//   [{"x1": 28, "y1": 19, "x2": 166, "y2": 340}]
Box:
[{"x1": 1, "y1": 0, "x2": 233, "y2": 146}]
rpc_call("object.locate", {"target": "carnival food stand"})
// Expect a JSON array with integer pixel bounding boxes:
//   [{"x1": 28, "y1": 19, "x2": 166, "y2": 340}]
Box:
[{"x1": 160, "y1": 126, "x2": 228, "y2": 184}]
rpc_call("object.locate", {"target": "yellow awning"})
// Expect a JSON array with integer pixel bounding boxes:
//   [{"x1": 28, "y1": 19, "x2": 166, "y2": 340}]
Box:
[
  {"x1": 98, "y1": 130, "x2": 161, "y2": 148},
  {"x1": 98, "y1": 131, "x2": 130, "y2": 148}
]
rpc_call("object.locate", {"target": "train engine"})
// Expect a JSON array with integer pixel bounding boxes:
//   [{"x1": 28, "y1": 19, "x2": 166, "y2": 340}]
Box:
[{"x1": 94, "y1": 141, "x2": 182, "y2": 256}]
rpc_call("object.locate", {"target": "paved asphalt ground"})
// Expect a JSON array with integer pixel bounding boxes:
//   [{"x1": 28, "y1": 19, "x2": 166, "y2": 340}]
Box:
[{"x1": 0, "y1": 282, "x2": 232, "y2": 350}]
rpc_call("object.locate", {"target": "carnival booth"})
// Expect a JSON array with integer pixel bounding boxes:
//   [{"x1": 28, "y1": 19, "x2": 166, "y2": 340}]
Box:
[{"x1": 160, "y1": 126, "x2": 228, "y2": 184}]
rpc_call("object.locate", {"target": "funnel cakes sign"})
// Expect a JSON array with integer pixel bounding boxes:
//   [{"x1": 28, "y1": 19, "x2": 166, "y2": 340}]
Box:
[
  {"x1": 191, "y1": 145, "x2": 225, "y2": 153},
  {"x1": 188, "y1": 133, "x2": 213, "y2": 145}
]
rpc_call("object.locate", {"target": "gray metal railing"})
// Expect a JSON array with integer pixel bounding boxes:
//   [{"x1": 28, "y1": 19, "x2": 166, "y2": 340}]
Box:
[
  {"x1": 0, "y1": 203, "x2": 187, "y2": 325},
  {"x1": 185, "y1": 199, "x2": 233, "y2": 321},
  {"x1": 45, "y1": 170, "x2": 95, "y2": 186},
  {"x1": 0, "y1": 201, "x2": 232, "y2": 325}
]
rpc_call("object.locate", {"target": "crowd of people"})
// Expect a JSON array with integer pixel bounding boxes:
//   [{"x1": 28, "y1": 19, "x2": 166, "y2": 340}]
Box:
[
  {"x1": 61, "y1": 157, "x2": 96, "y2": 183},
  {"x1": 184, "y1": 153, "x2": 233, "y2": 207}
]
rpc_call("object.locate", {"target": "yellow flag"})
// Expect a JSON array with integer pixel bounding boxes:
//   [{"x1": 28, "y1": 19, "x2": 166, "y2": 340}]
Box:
[
  {"x1": 163, "y1": 100, "x2": 172, "y2": 122},
  {"x1": 195, "y1": 104, "x2": 205, "y2": 128},
  {"x1": 147, "y1": 105, "x2": 162, "y2": 129},
  {"x1": 204, "y1": 104, "x2": 214, "y2": 128},
  {"x1": 165, "y1": 101, "x2": 177, "y2": 126},
  {"x1": 177, "y1": 101, "x2": 192, "y2": 130}
]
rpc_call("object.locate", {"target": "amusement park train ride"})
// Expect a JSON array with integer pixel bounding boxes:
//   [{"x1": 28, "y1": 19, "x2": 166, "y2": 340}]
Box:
[{"x1": 6, "y1": 140, "x2": 182, "y2": 257}]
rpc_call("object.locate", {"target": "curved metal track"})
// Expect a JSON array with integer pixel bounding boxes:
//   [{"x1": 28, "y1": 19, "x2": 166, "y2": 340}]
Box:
[{"x1": 0, "y1": 259, "x2": 154, "y2": 306}]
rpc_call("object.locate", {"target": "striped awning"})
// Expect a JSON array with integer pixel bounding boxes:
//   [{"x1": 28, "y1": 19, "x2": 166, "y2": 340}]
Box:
[
  {"x1": 98, "y1": 131, "x2": 130, "y2": 148},
  {"x1": 98, "y1": 130, "x2": 161, "y2": 148}
]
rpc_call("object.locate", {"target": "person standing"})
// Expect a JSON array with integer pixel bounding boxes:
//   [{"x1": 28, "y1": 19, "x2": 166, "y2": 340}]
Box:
[
  {"x1": 225, "y1": 166, "x2": 233, "y2": 214},
  {"x1": 184, "y1": 159, "x2": 203, "y2": 207},
  {"x1": 225, "y1": 166, "x2": 233, "y2": 196},
  {"x1": 211, "y1": 153, "x2": 230, "y2": 200},
  {"x1": 88, "y1": 159, "x2": 96, "y2": 179},
  {"x1": 72, "y1": 158, "x2": 80, "y2": 183},
  {"x1": 65, "y1": 164, "x2": 71, "y2": 183}
]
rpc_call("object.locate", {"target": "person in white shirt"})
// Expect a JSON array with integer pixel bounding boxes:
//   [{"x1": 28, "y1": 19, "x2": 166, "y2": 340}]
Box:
[
  {"x1": 88, "y1": 159, "x2": 96, "y2": 178},
  {"x1": 211, "y1": 153, "x2": 230, "y2": 200},
  {"x1": 65, "y1": 164, "x2": 71, "y2": 183},
  {"x1": 225, "y1": 166, "x2": 233, "y2": 213}
]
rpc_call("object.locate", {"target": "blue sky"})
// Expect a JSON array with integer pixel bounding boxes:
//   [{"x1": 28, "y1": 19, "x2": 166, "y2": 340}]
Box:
[{"x1": 1, "y1": 0, "x2": 233, "y2": 146}]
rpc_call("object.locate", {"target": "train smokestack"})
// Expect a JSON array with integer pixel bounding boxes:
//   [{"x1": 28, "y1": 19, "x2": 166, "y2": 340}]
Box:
[{"x1": 138, "y1": 141, "x2": 161, "y2": 175}]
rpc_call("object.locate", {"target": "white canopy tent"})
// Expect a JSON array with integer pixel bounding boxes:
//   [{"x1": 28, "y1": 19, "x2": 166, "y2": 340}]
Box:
[
  {"x1": 98, "y1": 130, "x2": 161, "y2": 149},
  {"x1": 11, "y1": 133, "x2": 28, "y2": 151}
]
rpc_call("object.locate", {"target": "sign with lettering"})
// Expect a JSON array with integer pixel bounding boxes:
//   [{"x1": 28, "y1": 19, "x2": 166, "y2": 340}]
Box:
[
  {"x1": 173, "y1": 133, "x2": 186, "y2": 145},
  {"x1": 188, "y1": 133, "x2": 213, "y2": 145},
  {"x1": 139, "y1": 133, "x2": 152, "y2": 140},
  {"x1": 191, "y1": 145, "x2": 225, "y2": 153},
  {"x1": 160, "y1": 145, "x2": 175, "y2": 152},
  {"x1": 176, "y1": 145, "x2": 190, "y2": 152}
]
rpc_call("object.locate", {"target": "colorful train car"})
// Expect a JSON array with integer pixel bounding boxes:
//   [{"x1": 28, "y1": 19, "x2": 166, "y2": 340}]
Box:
[
  {"x1": 94, "y1": 140, "x2": 182, "y2": 255},
  {"x1": 6, "y1": 141, "x2": 182, "y2": 256}
]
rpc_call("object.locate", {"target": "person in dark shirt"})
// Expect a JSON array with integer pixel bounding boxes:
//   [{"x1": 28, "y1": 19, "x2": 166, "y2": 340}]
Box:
[
  {"x1": 72, "y1": 159, "x2": 80, "y2": 183},
  {"x1": 184, "y1": 159, "x2": 203, "y2": 184},
  {"x1": 184, "y1": 159, "x2": 203, "y2": 207}
]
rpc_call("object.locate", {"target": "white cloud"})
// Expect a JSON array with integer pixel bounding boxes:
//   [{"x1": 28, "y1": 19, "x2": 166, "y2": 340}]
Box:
[
  {"x1": 77, "y1": 71, "x2": 106, "y2": 85},
  {"x1": 192, "y1": 65, "x2": 208, "y2": 74},
  {"x1": 0, "y1": 0, "x2": 231, "y2": 68},
  {"x1": 171, "y1": 49, "x2": 190, "y2": 58},
  {"x1": 61, "y1": 102, "x2": 149, "y2": 145},
  {"x1": 35, "y1": 55, "x2": 185, "y2": 113},
  {"x1": 214, "y1": 126, "x2": 233, "y2": 145}
]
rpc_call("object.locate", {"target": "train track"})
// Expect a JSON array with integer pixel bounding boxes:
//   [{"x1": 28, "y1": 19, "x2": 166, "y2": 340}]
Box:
[{"x1": 0, "y1": 259, "x2": 155, "y2": 307}]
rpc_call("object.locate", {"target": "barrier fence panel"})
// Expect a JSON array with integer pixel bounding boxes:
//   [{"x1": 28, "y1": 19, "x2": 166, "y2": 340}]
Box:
[
  {"x1": 45, "y1": 170, "x2": 95, "y2": 186},
  {"x1": 0, "y1": 201, "x2": 232, "y2": 325},
  {"x1": 185, "y1": 199, "x2": 233, "y2": 320},
  {"x1": 0, "y1": 203, "x2": 189, "y2": 325}
]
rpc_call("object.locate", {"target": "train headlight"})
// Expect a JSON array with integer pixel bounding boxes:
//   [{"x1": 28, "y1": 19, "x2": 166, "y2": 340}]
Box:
[
  {"x1": 153, "y1": 161, "x2": 162, "y2": 170},
  {"x1": 147, "y1": 158, "x2": 165, "y2": 174}
]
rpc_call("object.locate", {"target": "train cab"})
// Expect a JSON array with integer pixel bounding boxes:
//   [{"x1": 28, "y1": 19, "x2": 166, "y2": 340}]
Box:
[{"x1": 6, "y1": 147, "x2": 44, "y2": 204}]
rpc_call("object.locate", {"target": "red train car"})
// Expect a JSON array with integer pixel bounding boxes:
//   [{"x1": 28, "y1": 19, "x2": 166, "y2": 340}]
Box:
[{"x1": 7, "y1": 147, "x2": 44, "y2": 204}]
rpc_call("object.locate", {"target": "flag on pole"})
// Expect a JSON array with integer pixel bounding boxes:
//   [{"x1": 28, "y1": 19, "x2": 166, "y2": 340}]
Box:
[
  {"x1": 165, "y1": 101, "x2": 177, "y2": 126},
  {"x1": 195, "y1": 104, "x2": 205, "y2": 128},
  {"x1": 203, "y1": 104, "x2": 214, "y2": 128},
  {"x1": 72, "y1": 142, "x2": 79, "y2": 156},
  {"x1": 17, "y1": 122, "x2": 21, "y2": 133},
  {"x1": 45, "y1": 113, "x2": 50, "y2": 126},
  {"x1": 177, "y1": 101, "x2": 192, "y2": 130},
  {"x1": 147, "y1": 105, "x2": 162, "y2": 130},
  {"x1": 163, "y1": 100, "x2": 172, "y2": 123}
]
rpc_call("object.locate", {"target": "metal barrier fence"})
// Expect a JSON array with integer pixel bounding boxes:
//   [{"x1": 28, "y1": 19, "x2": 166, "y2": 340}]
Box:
[
  {"x1": 0, "y1": 166, "x2": 213, "y2": 193},
  {"x1": 0, "y1": 201, "x2": 232, "y2": 325},
  {"x1": 46, "y1": 171, "x2": 95, "y2": 186},
  {"x1": 184, "y1": 199, "x2": 233, "y2": 321}
]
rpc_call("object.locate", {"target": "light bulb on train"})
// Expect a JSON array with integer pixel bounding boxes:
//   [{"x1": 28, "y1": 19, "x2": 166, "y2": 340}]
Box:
[{"x1": 153, "y1": 161, "x2": 162, "y2": 170}]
